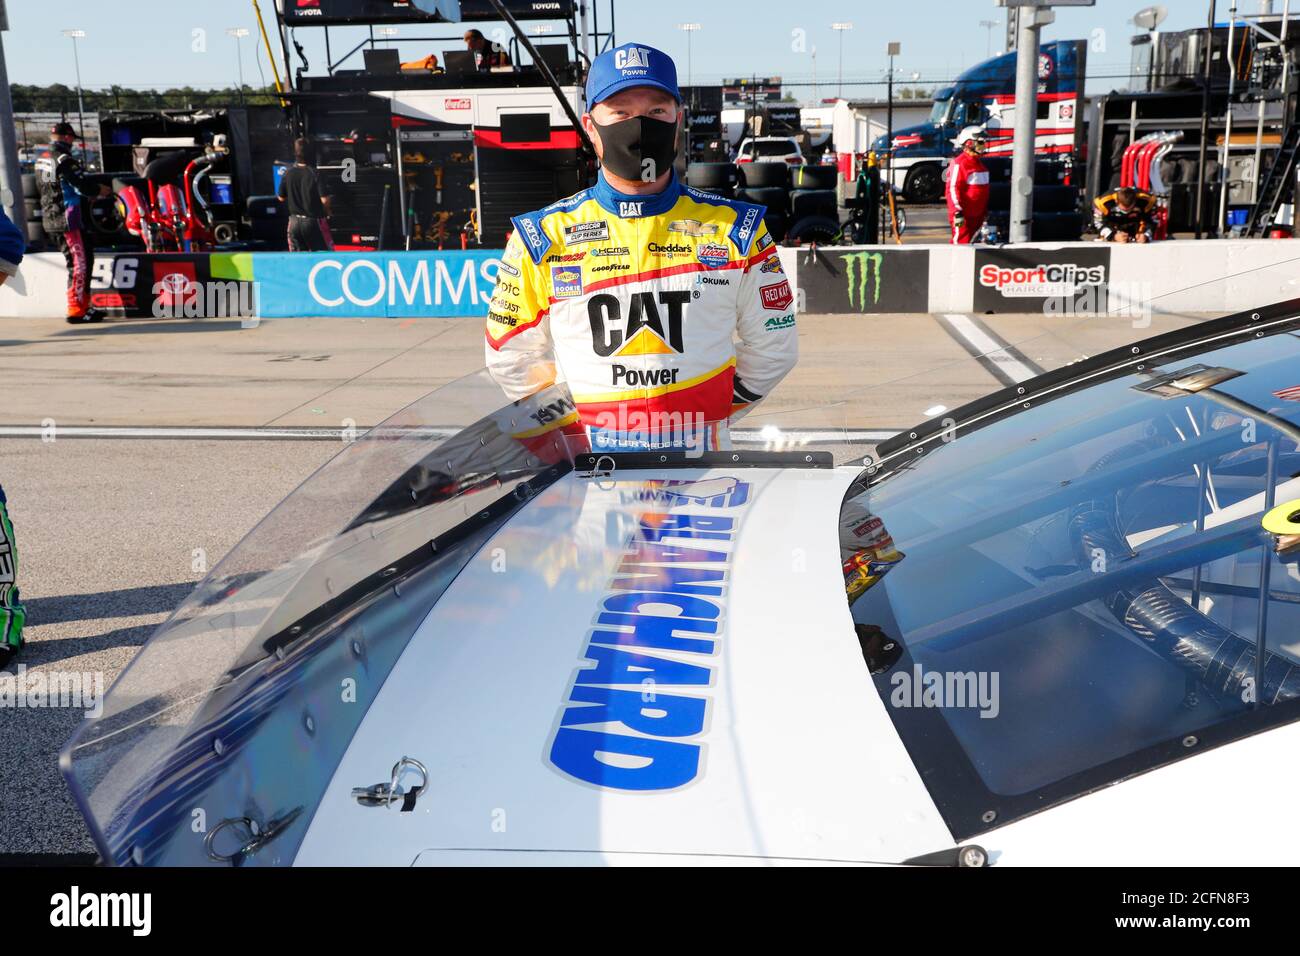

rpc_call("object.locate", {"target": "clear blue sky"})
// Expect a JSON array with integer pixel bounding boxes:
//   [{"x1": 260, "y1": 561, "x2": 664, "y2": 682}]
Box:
[{"x1": 4, "y1": 0, "x2": 1217, "y2": 98}]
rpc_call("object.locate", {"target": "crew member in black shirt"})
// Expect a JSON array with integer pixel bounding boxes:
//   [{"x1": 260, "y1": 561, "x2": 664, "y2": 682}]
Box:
[
  {"x1": 464, "y1": 29, "x2": 511, "y2": 71},
  {"x1": 277, "y1": 137, "x2": 334, "y2": 252}
]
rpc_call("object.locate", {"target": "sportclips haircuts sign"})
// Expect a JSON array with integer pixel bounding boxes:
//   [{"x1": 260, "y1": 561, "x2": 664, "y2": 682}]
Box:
[
  {"x1": 254, "y1": 250, "x2": 503, "y2": 318},
  {"x1": 800, "y1": 248, "x2": 930, "y2": 315},
  {"x1": 973, "y1": 247, "x2": 1111, "y2": 314}
]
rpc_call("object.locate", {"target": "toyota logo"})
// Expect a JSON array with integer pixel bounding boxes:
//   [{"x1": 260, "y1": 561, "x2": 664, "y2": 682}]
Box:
[{"x1": 158, "y1": 272, "x2": 192, "y2": 296}]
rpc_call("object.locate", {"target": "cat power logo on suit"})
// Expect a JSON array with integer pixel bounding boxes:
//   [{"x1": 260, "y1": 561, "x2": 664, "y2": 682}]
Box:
[{"x1": 587, "y1": 290, "x2": 690, "y2": 357}]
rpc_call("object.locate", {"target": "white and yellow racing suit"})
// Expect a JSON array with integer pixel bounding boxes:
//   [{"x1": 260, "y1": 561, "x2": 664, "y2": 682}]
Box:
[{"x1": 485, "y1": 171, "x2": 798, "y2": 452}]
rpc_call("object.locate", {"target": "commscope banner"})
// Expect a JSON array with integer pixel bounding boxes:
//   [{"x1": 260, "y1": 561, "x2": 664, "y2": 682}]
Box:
[{"x1": 252, "y1": 251, "x2": 506, "y2": 318}]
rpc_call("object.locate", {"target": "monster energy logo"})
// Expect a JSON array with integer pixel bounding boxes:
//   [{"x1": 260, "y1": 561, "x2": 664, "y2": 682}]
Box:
[{"x1": 843, "y1": 252, "x2": 884, "y2": 312}]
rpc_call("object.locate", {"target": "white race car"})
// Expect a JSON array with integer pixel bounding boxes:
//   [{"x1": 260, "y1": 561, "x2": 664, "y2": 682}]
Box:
[{"x1": 62, "y1": 302, "x2": 1300, "y2": 866}]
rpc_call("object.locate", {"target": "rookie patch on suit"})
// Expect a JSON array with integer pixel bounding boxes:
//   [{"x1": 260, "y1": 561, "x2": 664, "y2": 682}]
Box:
[
  {"x1": 552, "y1": 266, "x2": 584, "y2": 298},
  {"x1": 563, "y1": 220, "x2": 610, "y2": 244}
]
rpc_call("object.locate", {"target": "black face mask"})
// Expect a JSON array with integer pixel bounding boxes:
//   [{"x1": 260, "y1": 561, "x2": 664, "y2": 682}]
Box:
[{"x1": 594, "y1": 115, "x2": 679, "y2": 183}]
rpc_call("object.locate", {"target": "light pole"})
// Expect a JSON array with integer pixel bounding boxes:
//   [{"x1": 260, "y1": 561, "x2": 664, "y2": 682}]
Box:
[
  {"x1": 0, "y1": 4, "x2": 28, "y2": 230},
  {"x1": 62, "y1": 29, "x2": 86, "y2": 141},
  {"x1": 227, "y1": 28, "x2": 250, "y2": 100},
  {"x1": 997, "y1": 0, "x2": 1096, "y2": 242},
  {"x1": 677, "y1": 23, "x2": 700, "y2": 90},
  {"x1": 831, "y1": 22, "x2": 852, "y2": 99},
  {"x1": 886, "y1": 43, "x2": 900, "y2": 156},
  {"x1": 885, "y1": 40, "x2": 900, "y2": 237},
  {"x1": 979, "y1": 19, "x2": 999, "y2": 57}
]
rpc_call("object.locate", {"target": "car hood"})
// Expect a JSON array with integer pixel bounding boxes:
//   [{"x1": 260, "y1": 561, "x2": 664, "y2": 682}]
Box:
[{"x1": 294, "y1": 466, "x2": 952, "y2": 865}]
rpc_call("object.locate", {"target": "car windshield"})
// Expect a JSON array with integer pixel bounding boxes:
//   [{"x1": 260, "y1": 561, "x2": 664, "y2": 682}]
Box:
[
  {"x1": 751, "y1": 140, "x2": 796, "y2": 157},
  {"x1": 839, "y1": 324, "x2": 1300, "y2": 838},
  {"x1": 60, "y1": 369, "x2": 851, "y2": 866}
]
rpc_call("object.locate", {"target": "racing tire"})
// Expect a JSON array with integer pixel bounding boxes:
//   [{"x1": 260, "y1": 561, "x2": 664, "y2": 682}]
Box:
[
  {"x1": 789, "y1": 188, "x2": 838, "y2": 221},
  {"x1": 1159, "y1": 159, "x2": 1182, "y2": 185},
  {"x1": 736, "y1": 186, "x2": 788, "y2": 216},
  {"x1": 738, "y1": 162, "x2": 789, "y2": 188},
  {"x1": 21, "y1": 173, "x2": 39, "y2": 201},
  {"x1": 686, "y1": 162, "x2": 734, "y2": 191},
  {"x1": 889, "y1": 204, "x2": 908, "y2": 237},
  {"x1": 790, "y1": 165, "x2": 838, "y2": 190},
  {"x1": 783, "y1": 215, "x2": 841, "y2": 246},
  {"x1": 903, "y1": 163, "x2": 944, "y2": 204},
  {"x1": 89, "y1": 196, "x2": 125, "y2": 238},
  {"x1": 763, "y1": 211, "x2": 789, "y2": 242}
]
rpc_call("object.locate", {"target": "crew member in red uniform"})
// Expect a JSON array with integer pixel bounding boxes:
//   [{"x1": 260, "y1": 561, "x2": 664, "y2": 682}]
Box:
[{"x1": 946, "y1": 126, "x2": 990, "y2": 245}]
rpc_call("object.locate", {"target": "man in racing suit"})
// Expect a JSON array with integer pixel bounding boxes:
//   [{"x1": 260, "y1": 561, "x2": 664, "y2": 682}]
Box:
[
  {"x1": 946, "y1": 126, "x2": 990, "y2": 244},
  {"x1": 35, "y1": 122, "x2": 111, "y2": 323},
  {"x1": 485, "y1": 42, "x2": 797, "y2": 452},
  {"x1": 1093, "y1": 186, "x2": 1157, "y2": 243}
]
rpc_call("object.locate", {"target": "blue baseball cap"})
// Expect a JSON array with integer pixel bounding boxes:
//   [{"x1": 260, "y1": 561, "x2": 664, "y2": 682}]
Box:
[{"x1": 586, "y1": 42, "x2": 681, "y2": 107}]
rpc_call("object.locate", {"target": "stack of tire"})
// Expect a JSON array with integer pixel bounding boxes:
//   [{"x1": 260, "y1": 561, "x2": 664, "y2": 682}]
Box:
[
  {"x1": 19, "y1": 171, "x2": 140, "y2": 251},
  {"x1": 684, "y1": 161, "x2": 841, "y2": 245},
  {"x1": 20, "y1": 173, "x2": 47, "y2": 251},
  {"x1": 980, "y1": 157, "x2": 1083, "y2": 241}
]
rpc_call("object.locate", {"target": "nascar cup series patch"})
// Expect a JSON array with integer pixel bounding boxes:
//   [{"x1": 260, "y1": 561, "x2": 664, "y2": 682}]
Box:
[
  {"x1": 552, "y1": 266, "x2": 584, "y2": 298},
  {"x1": 563, "y1": 220, "x2": 610, "y2": 244}
]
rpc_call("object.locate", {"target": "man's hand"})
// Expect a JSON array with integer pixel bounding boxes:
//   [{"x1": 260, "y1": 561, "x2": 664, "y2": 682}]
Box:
[
  {"x1": 1114, "y1": 231, "x2": 1131, "y2": 243},
  {"x1": 953, "y1": 213, "x2": 965, "y2": 228},
  {"x1": 1135, "y1": 231, "x2": 1150, "y2": 244}
]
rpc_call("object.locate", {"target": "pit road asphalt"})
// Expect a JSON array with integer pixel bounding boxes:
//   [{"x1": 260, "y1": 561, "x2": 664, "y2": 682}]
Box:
[{"x1": 0, "y1": 306, "x2": 1212, "y2": 854}]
